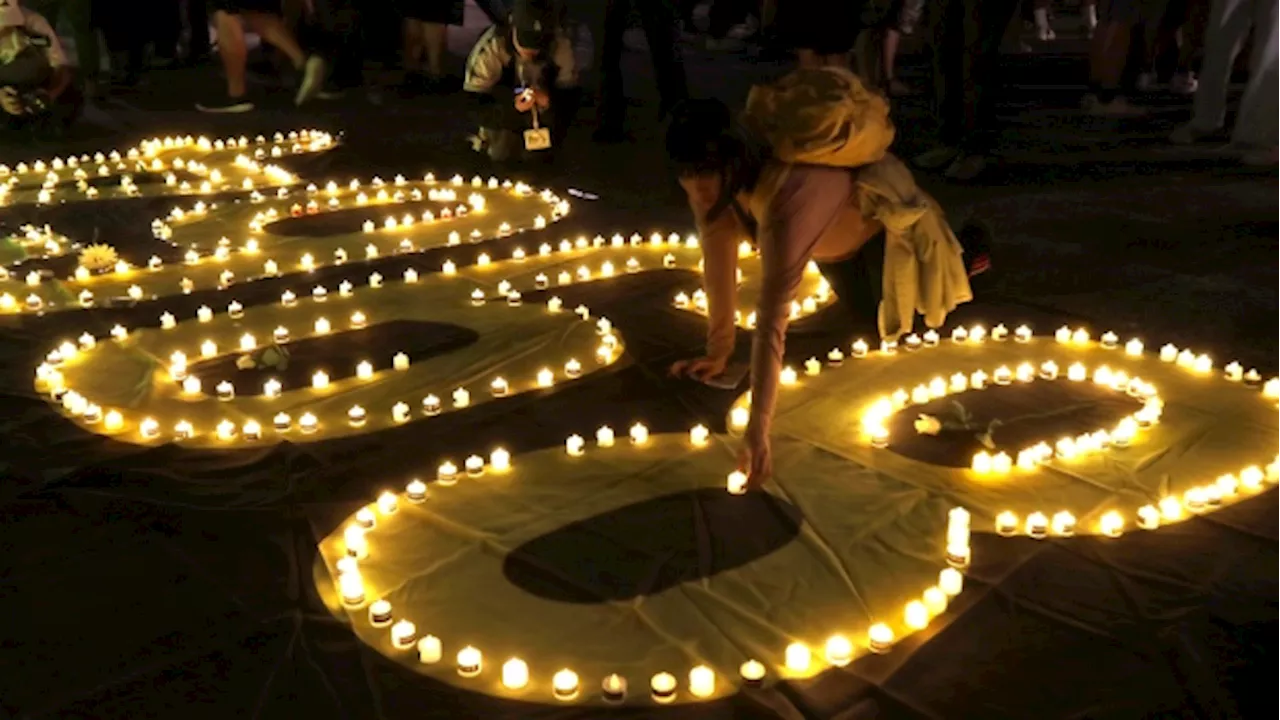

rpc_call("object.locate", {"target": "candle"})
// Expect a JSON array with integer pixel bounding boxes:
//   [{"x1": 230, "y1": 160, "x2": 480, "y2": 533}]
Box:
[
  {"x1": 901, "y1": 601, "x2": 930, "y2": 632},
  {"x1": 183, "y1": 376, "x2": 202, "y2": 395},
  {"x1": 827, "y1": 348, "x2": 845, "y2": 366},
  {"x1": 851, "y1": 339, "x2": 869, "y2": 357},
  {"x1": 367, "y1": 598, "x2": 392, "y2": 627},
  {"x1": 564, "y1": 358, "x2": 583, "y2": 378},
  {"x1": 1025, "y1": 511, "x2": 1048, "y2": 538},
  {"x1": 456, "y1": 646, "x2": 482, "y2": 677},
  {"x1": 461, "y1": 455, "x2": 483, "y2": 477},
  {"x1": 825, "y1": 635, "x2": 853, "y2": 666},
  {"x1": 650, "y1": 672, "x2": 677, "y2": 703},
  {"x1": 593, "y1": 425, "x2": 616, "y2": 447},
  {"x1": 923, "y1": 587, "x2": 948, "y2": 615},
  {"x1": 299, "y1": 412, "x2": 318, "y2": 434},
  {"x1": 566, "y1": 434, "x2": 585, "y2": 456},
  {"x1": 1159, "y1": 344, "x2": 1178, "y2": 362},
  {"x1": 602, "y1": 674, "x2": 627, "y2": 703},
  {"x1": 1224, "y1": 361, "x2": 1243, "y2": 381},
  {"x1": 314, "y1": 317, "x2": 331, "y2": 335},
  {"x1": 1098, "y1": 511, "x2": 1124, "y2": 537},
  {"x1": 805, "y1": 357, "x2": 822, "y2": 376},
  {"x1": 1051, "y1": 511, "x2": 1076, "y2": 536},
  {"x1": 784, "y1": 642, "x2": 811, "y2": 673},
  {"x1": 422, "y1": 394, "x2": 441, "y2": 416},
  {"x1": 200, "y1": 340, "x2": 218, "y2": 358},
  {"x1": 951, "y1": 326, "x2": 969, "y2": 343},
  {"x1": 1136, "y1": 505, "x2": 1161, "y2": 530},
  {"x1": 867, "y1": 623, "x2": 894, "y2": 653},
  {"x1": 437, "y1": 461, "x2": 458, "y2": 485},
  {"x1": 995, "y1": 511, "x2": 1018, "y2": 536},
  {"x1": 391, "y1": 620, "x2": 416, "y2": 649},
  {"x1": 417, "y1": 635, "x2": 442, "y2": 663},
  {"x1": 629, "y1": 423, "x2": 649, "y2": 445},
  {"x1": 904, "y1": 333, "x2": 922, "y2": 350},
  {"x1": 376, "y1": 491, "x2": 397, "y2": 515},
  {"x1": 501, "y1": 658, "x2": 529, "y2": 689},
  {"x1": 688, "y1": 665, "x2": 715, "y2": 698},
  {"x1": 1066, "y1": 362, "x2": 1087, "y2": 381},
  {"x1": 970, "y1": 370, "x2": 988, "y2": 389},
  {"x1": 490, "y1": 377, "x2": 509, "y2": 396},
  {"x1": 357, "y1": 361, "x2": 374, "y2": 380},
  {"x1": 313, "y1": 371, "x2": 330, "y2": 390},
  {"x1": 552, "y1": 669, "x2": 579, "y2": 701},
  {"x1": 993, "y1": 366, "x2": 1012, "y2": 385},
  {"x1": 939, "y1": 567, "x2": 964, "y2": 596},
  {"x1": 727, "y1": 470, "x2": 749, "y2": 495},
  {"x1": 690, "y1": 424, "x2": 710, "y2": 446},
  {"x1": 452, "y1": 388, "x2": 470, "y2": 407},
  {"x1": 971, "y1": 451, "x2": 993, "y2": 474},
  {"x1": 880, "y1": 339, "x2": 898, "y2": 355}
]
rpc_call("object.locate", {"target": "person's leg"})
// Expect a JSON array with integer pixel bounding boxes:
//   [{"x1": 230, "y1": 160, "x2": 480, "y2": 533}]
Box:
[
  {"x1": 152, "y1": 0, "x2": 183, "y2": 63},
  {"x1": 1083, "y1": 0, "x2": 1100, "y2": 36},
  {"x1": 1176, "y1": 0, "x2": 1253, "y2": 135},
  {"x1": 403, "y1": 17, "x2": 426, "y2": 77},
  {"x1": 636, "y1": 0, "x2": 689, "y2": 118},
  {"x1": 1228, "y1": 0, "x2": 1277, "y2": 152},
  {"x1": 917, "y1": 0, "x2": 969, "y2": 167},
  {"x1": 815, "y1": 235, "x2": 886, "y2": 339},
  {"x1": 211, "y1": 10, "x2": 253, "y2": 100},
  {"x1": 60, "y1": 0, "x2": 103, "y2": 87},
  {"x1": 241, "y1": 9, "x2": 327, "y2": 103},
  {"x1": 941, "y1": 0, "x2": 1019, "y2": 179},
  {"x1": 422, "y1": 21, "x2": 448, "y2": 79},
  {"x1": 594, "y1": 0, "x2": 632, "y2": 140},
  {"x1": 1033, "y1": 0, "x2": 1055, "y2": 39},
  {"x1": 1087, "y1": 1, "x2": 1144, "y2": 111},
  {"x1": 186, "y1": 0, "x2": 213, "y2": 60}
]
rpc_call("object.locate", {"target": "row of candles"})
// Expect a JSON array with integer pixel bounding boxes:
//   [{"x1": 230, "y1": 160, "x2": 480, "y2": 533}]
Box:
[
  {"x1": 4, "y1": 174, "x2": 566, "y2": 312},
  {"x1": 332, "y1": 429, "x2": 973, "y2": 702},
  {"x1": 1, "y1": 131, "x2": 333, "y2": 208}
]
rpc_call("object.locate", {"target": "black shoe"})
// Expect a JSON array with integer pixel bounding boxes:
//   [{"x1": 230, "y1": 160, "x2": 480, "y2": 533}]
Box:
[{"x1": 196, "y1": 96, "x2": 255, "y2": 113}]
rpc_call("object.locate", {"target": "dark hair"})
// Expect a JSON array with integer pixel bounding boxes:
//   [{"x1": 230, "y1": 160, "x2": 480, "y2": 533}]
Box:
[{"x1": 665, "y1": 98, "x2": 766, "y2": 193}]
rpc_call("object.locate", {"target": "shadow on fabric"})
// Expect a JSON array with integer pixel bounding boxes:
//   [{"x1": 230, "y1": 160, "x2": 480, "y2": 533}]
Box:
[
  {"x1": 886, "y1": 380, "x2": 1143, "y2": 468},
  {"x1": 502, "y1": 487, "x2": 804, "y2": 603}
]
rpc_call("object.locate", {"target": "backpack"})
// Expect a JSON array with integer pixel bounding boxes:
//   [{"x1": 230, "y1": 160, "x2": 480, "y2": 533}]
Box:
[{"x1": 742, "y1": 67, "x2": 896, "y2": 170}]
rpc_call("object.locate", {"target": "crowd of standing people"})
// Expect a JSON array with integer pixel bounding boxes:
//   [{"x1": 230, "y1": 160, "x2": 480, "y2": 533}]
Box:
[{"x1": 0, "y1": 0, "x2": 1275, "y2": 167}]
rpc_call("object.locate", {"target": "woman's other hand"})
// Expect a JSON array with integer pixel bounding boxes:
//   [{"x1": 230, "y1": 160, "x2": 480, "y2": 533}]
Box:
[{"x1": 669, "y1": 355, "x2": 729, "y2": 382}]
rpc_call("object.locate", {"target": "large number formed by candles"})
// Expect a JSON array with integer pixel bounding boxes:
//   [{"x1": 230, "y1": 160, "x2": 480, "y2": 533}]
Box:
[
  {"x1": 319, "y1": 429, "x2": 965, "y2": 705},
  {"x1": 32, "y1": 226, "x2": 827, "y2": 445},
  {"x1": 729, "y1": 322, "x2": 1278, "y2": 540},
  {"x1": 1, "y1": 131, "x2": 337, "y2": 313}
]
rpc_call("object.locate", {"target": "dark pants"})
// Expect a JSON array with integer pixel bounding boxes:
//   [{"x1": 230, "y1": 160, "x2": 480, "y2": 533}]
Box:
[
  {"x1": 814, "y1": 231, "x2": 886, "y2": 337},
  {"x1": 185, "y1": 0, "x2": 213, "y2": 58},
  {"x1": 300, "y1": 0, "x2": 363, "y2": 88},
  {"x1": 597, "y1": 0, "x2": 689, "y2": 131},
  {"x1": 708, "y1": 0, "x2": 754, "y2": 38},
  {"x1": 932, "y1": 0, "x2": 1021, "y2": 150}
]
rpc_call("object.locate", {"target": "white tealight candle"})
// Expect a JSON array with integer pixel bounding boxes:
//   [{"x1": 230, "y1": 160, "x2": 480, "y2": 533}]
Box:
[
  {"x1": 566, "y1": 434, "x2": 585, "y2": 456},
  {"x1": 456, "y1": 646, "x2": 482, "y2": 678},
  {"x1": 904, "y1": 600, "x2": 930, "y2": 630},
  {"x1": 784, "y1": 642, "x2": 811, "y2": 673},
  {"x1": 650, "y1": 672, "x2": 677, "y2": 703},
  {"x1": 629, "y1": 423, "x2": 649, "y2": 445},
  {"x1": 939, "y1": 567, "x2": 964, "y2": 596},
  {"x1": 417, "y1": 635, "x2": 442, "y2": 664},
  {"x1": 688, "y1": 665, "x2": 715, "y2": 698},
  {"x1": 825, "y1": 635, "x2": 854, "y2": 666},
  {"x1": 552, "y1": 669, "x2": 580, "y2": 701},
  {"x1": 501, "y1": 658, "x2": 529, "y2": 690},
  {"x1": 368, "y1": 599, "x2": 392, "y2": 626},
  {"x1": 727, "y1": 470, "x2": 748, "y2": 495},
  {"x1": 868, "y1": 623, "x2": 894, "y2": 653},
  {"x1": 602, "y1": 674, "x2": 627, "y2": 703},
  {"x1": 689, "y1": 424, "x2": 710, "y2": 446},
  {"x1": 406, "y1": 479, "x2": 428, "y2": 502},
  {"x1": 377, "y1": 490, "x2": 397, "y2": 515},
  {"x1": 390, "y1": 620, "x2": 416, "y2": 649}
]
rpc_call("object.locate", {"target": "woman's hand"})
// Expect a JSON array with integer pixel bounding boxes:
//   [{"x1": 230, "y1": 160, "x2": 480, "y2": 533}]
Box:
[
  {"x1": 669, "y1": 355, "x2": 728, "y2": 382},
  {"x1": 738, "y1": 425, "x2": 773, "y2": 489}
]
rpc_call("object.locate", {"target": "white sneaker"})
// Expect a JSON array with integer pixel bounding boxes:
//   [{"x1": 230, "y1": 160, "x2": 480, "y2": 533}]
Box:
[{"x1": 295, "y1": 55, "x2": 327, "y2": 106}]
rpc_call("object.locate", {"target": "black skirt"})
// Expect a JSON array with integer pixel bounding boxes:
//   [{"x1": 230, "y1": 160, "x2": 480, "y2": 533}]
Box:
[
  {"x1": 398, "y1": 0, "x2": 465, "y2": 24},
  {"x1": 774, "y1": 0, "x2": 868, "y2": 55}
]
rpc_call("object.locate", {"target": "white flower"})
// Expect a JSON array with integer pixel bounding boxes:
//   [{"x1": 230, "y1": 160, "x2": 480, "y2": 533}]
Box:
[{"x1": 914, "y1": 414, "x2": 942, "y2": 436}]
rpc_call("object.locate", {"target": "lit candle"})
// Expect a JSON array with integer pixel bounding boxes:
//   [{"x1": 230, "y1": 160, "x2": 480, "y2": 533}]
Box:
[
  {"x1": 1066, "y1": 362, "x2": 1087, "y2": 381},
  {"x1": 566, "y1": 434, "x2": 585, "y2": 456},
  {"x1": 313, "y1": 371, "x2": 330, "y2": 390},
  {"x1": 357, "y1": 361, "x2": 373, "y2": 380},
  {"x1": 299, "y1": 412, "x2": 318, "y2": 434},
  {"x1": 650, "y1": 672, "x2": 677, "y2": 703},
  {"x1": 851, "y1": 339, "x2": 869, "y2": 357},
  {"x1": 602, "y1": 674, "x2": 627, "y2": 703},
  {"x1": 452, "y1": 388, "x2": 470, "y2": 407},
  {"x1": 1224, "y1": 361, "x2": 1243, "y2": 382},
  {"x1": 1159, "y1": 344, "x2": 1178, "y2": 362},
  {"x1": 552, "y1": 669, "x2": 580, "y2": 701},
  {"x1": 216, "y1": 381, "x2": 235, "y2": 401},
  {"x1": 422, "y1": 394, "x2": 441, "y2": 416},
  {"x1": 629, "y1": 423, "x2": 649, "y2": 445},
  {"x1": 942, "y1": 566, "x2": 962, "y2": 594},
  {"x1": 923, "y1": 587, "x2": 948, "y2": 616},
  {"x1": 391, "y1": 620, "x2": 416, "y2": 649},
  {"x1": 377, "y1": 490, "x2": 398, "y2": 515},
  {"x1": 490, "y1": 377, "x2": 509, "y2": 396},
  {"x1": 690, "y1": 424, "x2": 710, "y2": 446},
  {"x1": 993, "y1": 366, "x2": 1012, "y2": 385},
  {"x1": 727, "y1": 470, "x2": 749, "y2": 495},
  {"x1": 1098, "y1": 510, "x2": 1124, "y2": 537},
  {"x1": 1051, "y1": 511, "x2": 1076, "y2": 536},
  {"x1": 314, "y1": 317, "x2": 331, "y2": 334},
  {"x1": 995, "y1": 511, "x2": 1018, "y2": 536},
  {"x1": 784, "y1": 642, "x2": 811, "y2": 673},
  {"x1": 1136, "y1": 505, "x2": 1160, "y2": 530},
  {"x1": 825, "y1": 635, "x2": 854, "y2": 666},
  {"x1": 688, "y1": 665, "x2": 716, "y2": 698},
  {"x1": 456, "y1": 646, "x2": 482, "y2": 678},
  {"x1": 867, "y1": 623, "x2": 894, "y2": 653},
  {"x1": 970, "y1": 370, "x2": 988, "y2": 389},
  {"x1": 971, "y1": 451, "x2": 993, "y2": 474},
  {"x1": 951, "y1": 326, "x2": 968, "y2": 343},
  {"x1": 501, "y1": 658, "x2": 529, "y2": 690},
  {"x1": 417, "y1": 635, "x2": 442, "y2": 663}
]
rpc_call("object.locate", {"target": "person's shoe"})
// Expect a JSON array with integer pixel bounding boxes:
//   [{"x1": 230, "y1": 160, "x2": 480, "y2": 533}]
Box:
[
  {"x1": 1236, "y1": 145, "x2": 1279, "y2": 166},
  {"x1": 196, "y1": 95, "x2": 255, "y2": 113},
  {"x1": 913, "y1": 145, "x2": 962, "y2": 170},
  {"x1": 1088, "y1": 96, "x2": 1146, "y2": 116},
  {"x1": 1170, "y1": 72, "x2": 1198, "y2": 95},
  {"x1": 1037, "y1": 26, "x2": 1056, "y2": 41},
  {"x1": 316, "y1": 88, "x2": 346, "y2": 101},
  {"x1": 944, "y1": 153, "x2": 989, "y2": 181},
  {"x1": 1169, "y1": 122, "x2": 1222, "y2": 145},
  {"x1": 1135, "y1": 72, "x2": 1158, "y2": 92},
  {"x1": 295, "y1": 55, "x2": 327, "y2": 106}
]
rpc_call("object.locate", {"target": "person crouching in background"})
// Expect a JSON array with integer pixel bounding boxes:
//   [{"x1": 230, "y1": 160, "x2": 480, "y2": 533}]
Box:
[
  {"x1": 464, "y1": 0, "x2": 581, "y2": 163},
  {"x1": 0, "y1": 0, "x2": 79, "y2": 141}
]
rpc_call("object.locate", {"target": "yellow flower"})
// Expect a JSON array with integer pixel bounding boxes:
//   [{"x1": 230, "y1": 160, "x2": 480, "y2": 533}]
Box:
[{"x1": 914, "y1": 414, "x2": 942, "y2": 436}]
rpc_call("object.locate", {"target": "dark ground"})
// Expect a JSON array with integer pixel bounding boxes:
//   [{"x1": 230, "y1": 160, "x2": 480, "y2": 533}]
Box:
[{"x1": 0, "y1": 7, "x2": 1276, "y2": 720}]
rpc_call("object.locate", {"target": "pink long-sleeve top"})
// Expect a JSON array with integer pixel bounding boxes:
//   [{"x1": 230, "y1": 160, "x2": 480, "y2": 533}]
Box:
[{"x1": 681, "y1": 162, "x2": 884, "y2": 439}]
